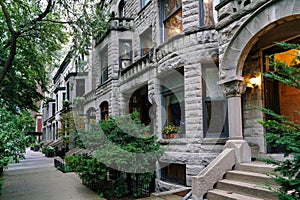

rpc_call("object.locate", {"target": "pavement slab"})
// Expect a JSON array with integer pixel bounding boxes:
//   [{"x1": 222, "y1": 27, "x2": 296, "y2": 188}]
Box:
[{"x1": 0, "y1": 149, "x2": 104, "y2": 200}]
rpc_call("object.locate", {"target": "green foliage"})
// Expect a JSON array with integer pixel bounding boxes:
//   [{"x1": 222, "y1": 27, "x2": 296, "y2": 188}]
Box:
[
  {"x1": 79, "y1": 112, "x2": 164, "y2": 173},
  {"x1": 42, "y1": 146, "x2": 56, "y2": 157},
  {"x1": 58, "y1": 112, "x2": 85, "y2": 149},
  {"x1": 0, "y1": 104, "x2": 34, "y2": 194},
  {"x1": 258, "y1": 42, "x2": 300, "y2": 199},
  {"x1": 64, "y1": 155, "x2": 81, "y2": 172},
  {"x1": 0, "y1": 0, "x2": 109, "y2": 112},
  {"x1": 73, "y1": 112, "x2": 163, "y2": 199}
]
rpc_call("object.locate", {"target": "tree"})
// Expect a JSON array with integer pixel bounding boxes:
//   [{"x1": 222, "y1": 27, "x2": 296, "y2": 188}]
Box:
[
  {"x1": 0, "y1": 0, "x2": 108, "y2": 112},
  {"x1": 258, "y1": 42, "x2": 300, "y2": 200},
  {"x1": 0, "y1": 103, "x2": 35, "y2": 172}
]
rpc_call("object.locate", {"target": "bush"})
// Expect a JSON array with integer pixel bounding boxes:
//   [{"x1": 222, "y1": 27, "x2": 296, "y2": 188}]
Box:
[
  {"x1": 65, "y1": 155, "x2": 81, "y2": 171},
  {"x1": 42, "y1": 146, "x2": 56, "y2": 157}
]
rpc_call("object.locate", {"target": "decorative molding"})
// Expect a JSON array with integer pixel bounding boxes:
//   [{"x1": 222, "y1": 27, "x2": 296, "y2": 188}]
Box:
[{"x1": 221, "y1": 79, "x2": 246, "y2": 97}]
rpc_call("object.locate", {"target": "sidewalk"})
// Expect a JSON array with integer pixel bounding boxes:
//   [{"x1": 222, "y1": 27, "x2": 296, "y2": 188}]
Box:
[{"x1": 0, "y1": 149, "x2": 104, "y2": 200}]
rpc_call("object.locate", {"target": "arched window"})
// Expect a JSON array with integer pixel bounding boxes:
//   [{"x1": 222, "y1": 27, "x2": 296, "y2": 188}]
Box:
[{"x1": 118, "y1": 0, "x2": 125, "y2": 18}]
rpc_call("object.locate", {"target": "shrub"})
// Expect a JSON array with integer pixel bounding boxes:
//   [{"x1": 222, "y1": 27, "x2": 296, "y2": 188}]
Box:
[{"x1": 42, "y1": 146, "x2": 56, "y2": 157}]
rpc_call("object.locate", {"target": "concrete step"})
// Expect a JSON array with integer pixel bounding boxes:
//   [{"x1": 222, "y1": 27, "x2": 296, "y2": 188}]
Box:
[
  {"x1": 207, "y1": 189, "x2": 265, "y2": 200},
  {"x1": 225, "y1": 170, "x2": 276, "y2": 186},
  {"x1": 235, "y1": 161, "x2": 276, "y2": 174},
  {"x1": 216, "y1": 179, "x2": 277, "y2": 200}
]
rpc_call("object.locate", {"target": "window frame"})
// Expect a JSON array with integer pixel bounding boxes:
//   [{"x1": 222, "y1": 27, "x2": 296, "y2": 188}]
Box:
[
  {"x1": 199, "y1": 0, "x2": 219, "y2": 27},
  {"x1": 140, "y1": 27, "x2": 153, "y2": 56},
  {"x1": 202, "y1": 63, "x2": 228, "y2": 138},
  {"x1": 141, "y1": 0, "x2": 150, "y2": 9},
  {"x1": 100, "y1": 46, "x2": 109, "y2": 84},
  {"x1": 119, "y1": 39, "x2": 132, "y2": 70},
  {"x1": 161, "y1": 0, "x2": 183, "y2": 42}
]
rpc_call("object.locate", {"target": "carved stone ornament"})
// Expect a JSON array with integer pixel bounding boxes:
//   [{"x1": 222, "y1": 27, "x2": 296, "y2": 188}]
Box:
[{"x1": 221, "y1": 80, "x2": 246, "y2": 97}]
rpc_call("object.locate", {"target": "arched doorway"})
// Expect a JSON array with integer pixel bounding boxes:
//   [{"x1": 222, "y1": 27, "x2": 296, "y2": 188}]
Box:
[
  {"x1": 100, "y1": 101, "x2": 109, "y2": 121},
  {"x1": 219, "y1": 1, "x2": 300, "y2": 154},
  {"x1": 128, "y1": 85, "x2": 151, "y2": 126}
]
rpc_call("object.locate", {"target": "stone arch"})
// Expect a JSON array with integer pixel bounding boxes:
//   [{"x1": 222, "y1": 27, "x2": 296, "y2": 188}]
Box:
[{"x1": 220, "y1": 0, "x2": 300, "y2": 82}]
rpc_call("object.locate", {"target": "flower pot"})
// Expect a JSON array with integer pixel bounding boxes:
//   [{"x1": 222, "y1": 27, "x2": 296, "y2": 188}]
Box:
[
  {"x1": 170, "y1": 133, "x2": 177, "y2": 139},
  {"x1": 163, "y1": 134, "x2": 170, "y2": 139}
]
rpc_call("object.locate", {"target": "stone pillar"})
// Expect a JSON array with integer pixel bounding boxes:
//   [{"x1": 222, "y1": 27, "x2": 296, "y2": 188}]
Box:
[{"x1": 220, "y1": 78, "x2": 251, "y2": 163}]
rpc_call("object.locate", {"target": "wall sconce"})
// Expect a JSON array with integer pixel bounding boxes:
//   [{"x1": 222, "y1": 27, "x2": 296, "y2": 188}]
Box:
[{"x1": 246, "y1": 74, "x2": 261, "y2": 88}]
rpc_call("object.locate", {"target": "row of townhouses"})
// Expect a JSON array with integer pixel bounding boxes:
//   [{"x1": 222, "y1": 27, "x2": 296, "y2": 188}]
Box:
[{"x1": 41, "y1": 0, "x2": 300, "y2": 198}]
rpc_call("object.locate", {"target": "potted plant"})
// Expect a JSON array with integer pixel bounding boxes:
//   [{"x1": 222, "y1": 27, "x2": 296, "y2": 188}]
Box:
[
  {"x1": 34, "y1": 144, "x2": 40, "y2": 151},
  {"x1": 162, "y1": 124, "x2": 179, "y2": 139}
]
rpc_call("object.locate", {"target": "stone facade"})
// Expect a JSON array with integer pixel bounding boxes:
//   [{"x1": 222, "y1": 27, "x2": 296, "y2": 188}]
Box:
[{"x1": 42, "y1": 0, "x2": 300, "y2": 193}]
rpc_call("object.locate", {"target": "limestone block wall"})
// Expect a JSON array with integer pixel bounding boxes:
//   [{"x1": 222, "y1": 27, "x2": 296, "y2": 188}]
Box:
[
  {"x1": 182, "y1": 0, "x2": 200, "y2": 32},
  {"x1": 155, "y1": 29, "x2": 223, "y2": 186}
]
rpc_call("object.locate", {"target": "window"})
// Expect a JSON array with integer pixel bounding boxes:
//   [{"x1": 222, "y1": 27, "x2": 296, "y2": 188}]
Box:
[
  {"x1": 200, "y1": 0, "x2": 219, "y2": 27},
  {"x1": 202, "y1": 64, "x2": 228, "y2": 138},
  {"x1": 119, "y1": 0, "x2": 125, "y2": 17},
  {"x1": 161, "y1": 68, "x2": 185, "y2": 136},
  {"x1": 161, "y1": 163, "x2": 186, "y2": 185},
  {"x1": 100, "y1": 47, "x2": 108, "y2": 84},
  {"x1": 119, "y1": 40, "x2": 132, "y2": 70},
  {"x1": 161, "y1": 0, "x2": 182, "y2": 41},
  {"x1": 140, "y1": 28, "x2": 152, "y2": 56},
  {"x1": 141, "y1": 0, "x2": 150, "y2": 8},
  {"x1": 76, "y1": 79, "x2": 85, "y2": 97},
  {"x1": 66, "y1": 82, "x2": 70, "y2": 100}
]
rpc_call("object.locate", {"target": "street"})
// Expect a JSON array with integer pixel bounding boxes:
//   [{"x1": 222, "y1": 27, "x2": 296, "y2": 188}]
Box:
[{"x1": 0, "y1": 149, "x2": 104, "y2": 200}]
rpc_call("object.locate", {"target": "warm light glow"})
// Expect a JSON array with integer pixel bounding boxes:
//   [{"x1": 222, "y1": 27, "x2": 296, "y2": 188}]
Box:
[
  {"x1": 249, "y1": 74, "x2": 261, "y2": 88},
  {"x1": 274, "y1": 49, "x2": 300, "y2": 65},
  {"x1": 203, "y1": 0, "x2": 210, "y2": 4}
]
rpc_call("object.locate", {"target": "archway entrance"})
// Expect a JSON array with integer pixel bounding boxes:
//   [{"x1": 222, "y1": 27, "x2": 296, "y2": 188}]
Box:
[{"x1": 241, "y1": 29, "x2": 300, "y2": 153}]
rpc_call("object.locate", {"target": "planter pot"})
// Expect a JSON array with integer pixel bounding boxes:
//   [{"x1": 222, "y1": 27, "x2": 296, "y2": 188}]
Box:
[
  {"x1": 170, "y1": 133, "x2": 177, "y2": 139},
  {"x1": 163, "y1": 134, "x2": 170, "y2": 139},
  {"x1": 34, "y1": 146, "x2": 39, "y2": 151},
  {"x1": 163, "y1": 133, "x2": 178, "y2": 139}
]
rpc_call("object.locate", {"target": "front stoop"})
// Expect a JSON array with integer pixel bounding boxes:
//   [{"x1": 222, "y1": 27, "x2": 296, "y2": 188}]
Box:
[{"x1": 207, "y1": 161, "x2": 278, "y2": 200}]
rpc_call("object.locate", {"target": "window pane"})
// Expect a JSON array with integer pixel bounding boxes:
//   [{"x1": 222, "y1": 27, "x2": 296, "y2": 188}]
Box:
[
  {"x1": 203, "y1": 65, "x2": 228, "y2": 138},
  {"x1": 165, "y1": 8, "x2": 182, "y2": 40},
  {"x1": 204, "y1": 67, "x2": 224, "y2": 100},
  {"x1": 203, "y1": 0, "x2": 215, "y2": 26},
  {"x1": 141, "y1": 0, "x2": 150, "y2": 8},
  {"x1": 101, "y1": 49, "x2": 108, "y2": 83},
  {"x1": 163, "y1": 0, "x2": 182, "y2": 18},
  {"x1": 140, "y1": 28, "x2": 152, "y2": 56},
  {"x1": 121, "y1": 42, "x2": 131, "y2": 59}
]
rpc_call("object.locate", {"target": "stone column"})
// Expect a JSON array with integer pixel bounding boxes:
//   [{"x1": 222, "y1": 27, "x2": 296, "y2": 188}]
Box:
[{"x1": 220, "y1": 78, "x2": 251, "y2": 163}]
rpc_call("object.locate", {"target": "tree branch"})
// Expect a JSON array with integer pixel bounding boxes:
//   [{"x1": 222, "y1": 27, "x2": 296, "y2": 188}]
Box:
[{"x1": 0, "y1": 0, "x2": 15, "y2": 35}]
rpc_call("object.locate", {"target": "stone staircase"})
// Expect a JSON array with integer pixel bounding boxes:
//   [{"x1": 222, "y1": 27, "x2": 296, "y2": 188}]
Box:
[{"x1": 207, "y1": 161, "x2": 278, "y2": 200}]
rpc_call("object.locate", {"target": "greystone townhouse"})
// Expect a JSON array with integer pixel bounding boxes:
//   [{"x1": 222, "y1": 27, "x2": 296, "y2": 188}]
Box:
[{"x1": 42, "y1": 0, "x2": 300, "y2": 199}]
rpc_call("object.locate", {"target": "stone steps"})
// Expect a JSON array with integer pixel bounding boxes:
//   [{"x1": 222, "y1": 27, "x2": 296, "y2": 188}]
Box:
[{"x1": 207, "y1": 161, "x2": 278, "y2": 200}]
